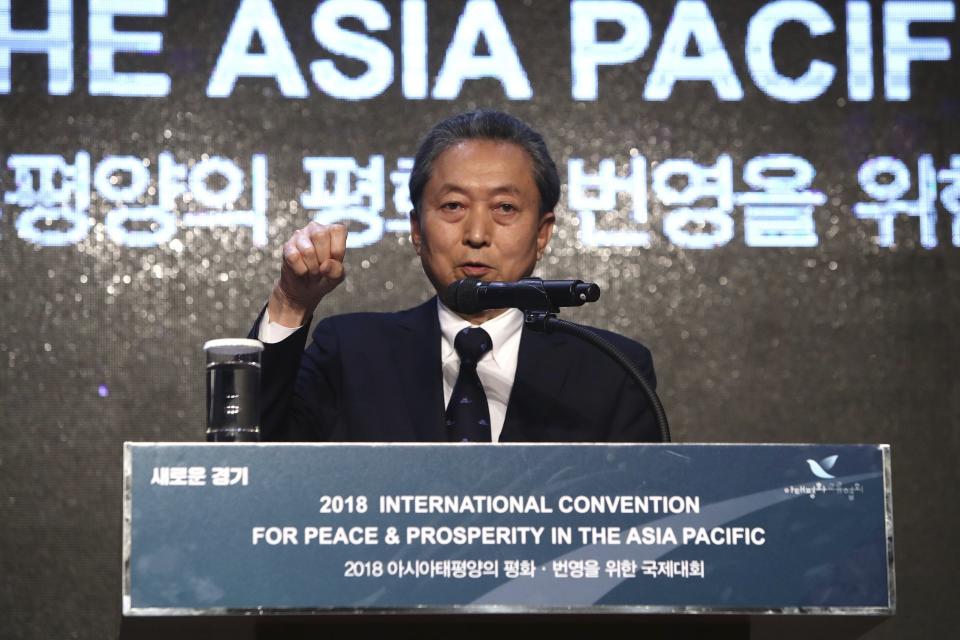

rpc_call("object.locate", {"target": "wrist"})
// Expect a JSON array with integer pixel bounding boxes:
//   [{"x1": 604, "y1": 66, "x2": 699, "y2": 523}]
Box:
[{"x1": 267, "y1": 285, "x2": 315, "y2": 328}]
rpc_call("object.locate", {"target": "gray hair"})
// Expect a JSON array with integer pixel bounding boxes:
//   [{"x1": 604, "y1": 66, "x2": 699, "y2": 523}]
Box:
[{"x1": 408, "y1": 109, "x2": 560, "y2": 217}]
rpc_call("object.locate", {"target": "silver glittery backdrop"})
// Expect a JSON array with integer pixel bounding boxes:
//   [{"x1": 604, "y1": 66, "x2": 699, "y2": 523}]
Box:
[{"x1": 1, "y1": 1, "x2": 958, "y2": 638}]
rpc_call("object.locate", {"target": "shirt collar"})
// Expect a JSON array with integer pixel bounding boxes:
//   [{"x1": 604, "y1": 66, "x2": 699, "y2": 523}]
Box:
[{"x1": 437, "y1": 299, "x2": 523, "y2": 366}]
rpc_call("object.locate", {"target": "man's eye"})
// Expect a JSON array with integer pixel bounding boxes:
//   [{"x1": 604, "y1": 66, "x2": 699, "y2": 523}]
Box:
[
  {"x1": 441, "y1": 202, "x2": 463, "y2": 211},
  {"x1": 496, "y1": 203, "x2": 518, "y2": 213}
]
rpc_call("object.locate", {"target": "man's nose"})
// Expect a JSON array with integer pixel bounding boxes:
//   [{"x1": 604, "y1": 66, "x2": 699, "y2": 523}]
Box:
[{"x1": 462, "y1": 207, "x2": 491, "y2": 247}]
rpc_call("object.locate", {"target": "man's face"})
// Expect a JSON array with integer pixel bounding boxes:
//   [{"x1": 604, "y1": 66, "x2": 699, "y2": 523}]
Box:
[{"x1": 411, "y1": 139, "x2": 555, "y2": 299}]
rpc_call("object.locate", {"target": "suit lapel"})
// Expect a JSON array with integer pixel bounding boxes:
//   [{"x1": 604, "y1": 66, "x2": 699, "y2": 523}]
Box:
[
  {"x1": 501, "y1": 325, "x2": 571, "y2": 441},
  {"x1": 393, "y1": 297, "x2": 447, "y2": 441}
]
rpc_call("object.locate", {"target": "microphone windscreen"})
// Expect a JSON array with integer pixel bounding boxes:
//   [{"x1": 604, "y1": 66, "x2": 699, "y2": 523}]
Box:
[
  {"x1": 440, "y1": 280, "x2": 460, "y2": 309},
  {"x1": 441, "y1": 279, "x2": 481, "y2": 313}
]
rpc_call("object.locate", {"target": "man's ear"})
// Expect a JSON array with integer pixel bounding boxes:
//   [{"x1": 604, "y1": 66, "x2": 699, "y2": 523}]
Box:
[
  {"x1": 536, "y1": 211, "x2": 556, "y2": 260},
  {"x1": 410, "y1": 210, "x2": 423, "y2": 255}
]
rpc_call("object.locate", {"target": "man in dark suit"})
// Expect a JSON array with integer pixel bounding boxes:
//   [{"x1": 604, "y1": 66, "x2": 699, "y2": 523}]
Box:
[{"x1": 252, "y1": 110, "x2": 661, "y2": 443}]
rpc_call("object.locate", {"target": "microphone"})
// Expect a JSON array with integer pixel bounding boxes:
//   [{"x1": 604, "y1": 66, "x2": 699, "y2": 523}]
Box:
[{"x1": 442, "y1": 278, "x2": 601, "y2": 313}]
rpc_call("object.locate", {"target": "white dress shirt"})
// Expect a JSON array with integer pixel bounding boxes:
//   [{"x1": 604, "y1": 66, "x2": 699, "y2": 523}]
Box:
[
  {"x1": 259, "y1": 308, "x2": 300, "y2": 343},
  {"x1": 258, "y1": 301, "x2": 524, "y2": 442},
  {"x1": 437, "y1": 300, "x2": 522, "y2": 443}
]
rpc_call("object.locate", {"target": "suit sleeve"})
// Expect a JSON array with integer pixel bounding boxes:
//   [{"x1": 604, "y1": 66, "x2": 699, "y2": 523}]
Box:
[{"x1": 248, "y1": 308, "x2": 342, "y2": 441}]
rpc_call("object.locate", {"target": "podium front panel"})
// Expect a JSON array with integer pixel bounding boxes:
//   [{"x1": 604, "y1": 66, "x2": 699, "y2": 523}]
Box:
[{"x1": 122, "y1": 443, "x2": 893, "y2": 615}]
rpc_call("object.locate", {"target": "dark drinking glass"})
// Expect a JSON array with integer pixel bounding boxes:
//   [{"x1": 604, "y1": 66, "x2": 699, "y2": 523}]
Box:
[{"x1": 203, "y1": 339, "x2": 263, "y2": 442}]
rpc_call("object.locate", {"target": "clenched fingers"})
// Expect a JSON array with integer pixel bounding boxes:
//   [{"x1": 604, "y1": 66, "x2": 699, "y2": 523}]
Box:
[
  {"x1": 282, "y1": 236, "x2": 309, "y2": 276},
  {"x1": 283, "y1": 222, "x2": 348, "y2": 278}
]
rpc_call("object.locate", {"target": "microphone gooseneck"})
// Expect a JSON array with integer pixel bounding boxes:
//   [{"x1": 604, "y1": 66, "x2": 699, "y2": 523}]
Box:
[{"x1": 525, "y1": 312, "x2": 671, "y2": 443}]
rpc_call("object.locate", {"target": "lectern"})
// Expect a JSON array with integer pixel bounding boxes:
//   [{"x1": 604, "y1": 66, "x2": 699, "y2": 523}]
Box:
[{"x1": 121, "y1": 443, "x2": 893, "y2": 639}]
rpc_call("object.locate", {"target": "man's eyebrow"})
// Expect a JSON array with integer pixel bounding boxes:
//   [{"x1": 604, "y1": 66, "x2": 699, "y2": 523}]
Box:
[
  {"x1": 488, "y1": 184, "x2": 523, "y2": 196},
  {"x1": 434, "y1": 183, "x2": 523, "y2": 196}
]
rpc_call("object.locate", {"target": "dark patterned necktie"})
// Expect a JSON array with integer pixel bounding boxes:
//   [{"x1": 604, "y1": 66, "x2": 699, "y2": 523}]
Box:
[{"x1": 446, "y1": 327, "x2": 493, "y2": 442}]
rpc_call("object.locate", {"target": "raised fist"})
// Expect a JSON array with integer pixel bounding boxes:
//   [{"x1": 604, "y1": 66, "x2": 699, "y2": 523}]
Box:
[{"x1": 268, "y1": 222, "x2": 348, "y2": 326}]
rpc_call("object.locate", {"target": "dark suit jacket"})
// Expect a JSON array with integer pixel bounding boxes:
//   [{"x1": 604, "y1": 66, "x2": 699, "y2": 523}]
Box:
[{"x1": 251, "y1": 298, "x2": 660, "y2": 442}]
